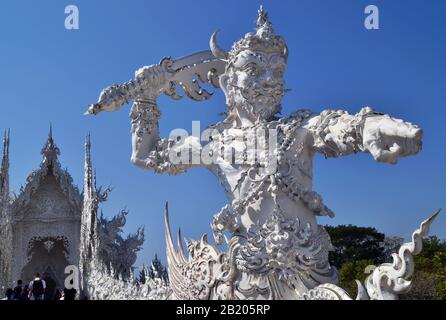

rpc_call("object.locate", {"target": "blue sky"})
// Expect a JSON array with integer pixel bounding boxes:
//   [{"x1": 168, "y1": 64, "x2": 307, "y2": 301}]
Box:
[{"x1": 0, "y1": 0, "x2": 445, "y2": 268}]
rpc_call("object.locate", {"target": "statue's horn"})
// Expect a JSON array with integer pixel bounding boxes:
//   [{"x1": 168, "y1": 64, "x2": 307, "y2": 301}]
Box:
[{"x1": 210, "y1": 31, "x2": 229, "y2": 61}]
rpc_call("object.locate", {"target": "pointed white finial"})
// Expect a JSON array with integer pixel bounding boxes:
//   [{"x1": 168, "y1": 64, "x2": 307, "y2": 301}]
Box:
[{"x1": 49, "y1": 123, "x2": 53, "y2": 140}]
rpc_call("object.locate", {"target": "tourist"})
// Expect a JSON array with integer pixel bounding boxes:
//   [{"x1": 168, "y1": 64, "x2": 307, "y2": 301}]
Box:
[
  {"x1": 54, "y1": 288, "x2": 62, "y2": 300},
  {"x1": 28, "y1": 273, "x2": 46, "y2": 300},
  {"x1": 63, "y1": 287, "x2": 77, "y2": 301},
  {"x1": 12, "y1": 280, "x2": 23, "y2": 300},
  {"x1": 42, "y1": 272, "x2": 56, "y2": 300},
  {"x1": 21, "y1": 285, "x2": 29, "y2": 300},
  {"x1": 2, "y1": 288, "x2": 13, "y2": 300}
]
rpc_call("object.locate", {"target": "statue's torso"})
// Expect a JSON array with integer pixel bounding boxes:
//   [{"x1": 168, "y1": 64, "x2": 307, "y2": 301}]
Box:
[
  {"x1": 207, "y1": 116, "x2": 321, "y2": 232},
  {"x1": 203, "y1": 118, "x2": 337, "y2": 298}
]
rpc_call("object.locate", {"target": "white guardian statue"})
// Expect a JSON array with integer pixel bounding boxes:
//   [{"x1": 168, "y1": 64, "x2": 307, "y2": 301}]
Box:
[{"x1": 86, "y1": 7, "x2": 438, "y2": 300}]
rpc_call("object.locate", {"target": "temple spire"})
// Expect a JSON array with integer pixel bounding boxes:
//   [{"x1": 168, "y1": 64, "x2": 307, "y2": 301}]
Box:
[
  {"x1": 93, "y1": 168, "x2": 97, "y2": 192},
  {"x1": 0, "y1": 128, "x2": 11, "y2": 292},
  {"x1": 2, "y1": 128, "x2": 10, "y2": 160},
  {"x1": 84, "y1": 133, "x2": 93, "y2": 198},
  {"x1": 80, "y1": 133, "x2": 99, "y2": 298},
  {"x1": 82, "y1": 133, "x2": 97, "y2": 239},
  {"x1": 0, "y1": 129, "x2": 10, "y2": 206},
  {"x1": 41, "y1": 124, "x2": 60, "y2": 165}
]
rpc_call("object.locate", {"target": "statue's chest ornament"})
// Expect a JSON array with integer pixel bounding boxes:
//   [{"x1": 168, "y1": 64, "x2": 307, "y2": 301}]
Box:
[{"x1": 211, "y1": 111, "x2": 334, "y2": 245}]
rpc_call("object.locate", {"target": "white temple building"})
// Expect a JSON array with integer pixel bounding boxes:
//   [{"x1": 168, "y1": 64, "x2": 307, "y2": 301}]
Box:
[{"x1": 0, "y1": 128, "x2": 148, "y2": 293}]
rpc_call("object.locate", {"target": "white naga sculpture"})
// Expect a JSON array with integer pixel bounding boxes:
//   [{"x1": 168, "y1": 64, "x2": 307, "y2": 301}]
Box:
[{"x1": 87, "y1": 7, "x2": 437, "y2": 300}]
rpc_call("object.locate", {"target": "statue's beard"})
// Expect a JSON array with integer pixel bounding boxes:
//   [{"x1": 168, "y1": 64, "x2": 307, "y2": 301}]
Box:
[{"x1": 227, "y1": 81, "x2": 284, "y2": 120}]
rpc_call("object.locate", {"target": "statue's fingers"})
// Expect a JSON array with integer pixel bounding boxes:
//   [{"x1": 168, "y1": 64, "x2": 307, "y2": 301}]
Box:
[
  {"x1": 408, "y1": 127, "x2": 423, "y2": 141},
  {"x1": 394, "y1": 125, "x2": 420, "y2": 139},
  {"x1": 379, "y1": 127, "x2": 422, "y2": 159},
  {"x1": 366, "y1": 140, "x2": 402, "y2": 164},
  {"x1": 380, "y1": 143, "x2": 403, "y2": 164},
  {"x1": 378, "y1": 118, "x2": 421, "y2": 139},
  {"x1": 364, "y1": 140, "x2": 382, "y2": 160},
  {"x1": 388, "y1": 142, "x2": 402, "y2": 155}
]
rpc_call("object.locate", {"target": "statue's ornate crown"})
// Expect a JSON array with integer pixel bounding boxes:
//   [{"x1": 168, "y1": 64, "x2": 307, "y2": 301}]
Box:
[
  {"x1": 210, "y1": 6, "x2": 288, "y2": 64},
  {"x1": 231, "y1": 6, "x2": 288, "y2": 58}
]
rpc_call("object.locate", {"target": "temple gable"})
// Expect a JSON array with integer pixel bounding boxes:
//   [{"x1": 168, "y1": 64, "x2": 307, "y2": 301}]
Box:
[{"x1": 15, "y1": 173, "x2": 79, "y2": 221}]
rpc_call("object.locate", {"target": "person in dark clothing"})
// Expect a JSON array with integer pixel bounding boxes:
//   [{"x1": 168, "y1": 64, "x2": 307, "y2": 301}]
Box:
[
  {"x1": 21, "y1": 285, "x2": 29, "y2": 300},
  {"x1": 54, "y1": 289, "x2": 62, "y2": 300},
  {"x1": 28, "y1": 273, "x2": 46, "y2": 300},
  {"x1": 42, "y1": 272, "x2": 56, "y2": 300},
  {"x1": 12, "y1": 280, "x2": 23, "y2": 300},
  {"x1": 3, "y1": 288, "x2": 13, "y2": 300},
  {"x1": 63, "y1": 287, "x2": 77, "y2": 300}
]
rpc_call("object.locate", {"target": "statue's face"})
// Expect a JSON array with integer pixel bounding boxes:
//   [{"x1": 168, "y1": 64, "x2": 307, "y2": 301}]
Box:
[{"x1": 223, "y1": 50, "x2": 286, "y2": 120}]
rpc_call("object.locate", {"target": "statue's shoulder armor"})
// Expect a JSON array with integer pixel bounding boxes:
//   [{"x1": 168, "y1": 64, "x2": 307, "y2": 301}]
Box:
[
  {"x1": 276, "y1": 109, "x2": 316, "y2": 128},
  {"x1": 289, "y1": 109, "x2": 316, "y2": 121},
  {"x1": 207, "y1": 119, "x2": 233, "y2": 133}
]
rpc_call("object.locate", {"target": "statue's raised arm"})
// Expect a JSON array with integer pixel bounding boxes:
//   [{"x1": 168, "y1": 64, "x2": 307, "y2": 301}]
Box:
[
  {"x1": 128, "y1": 64, "x2": 189, "y2": 174},
  {"x1": 86, "y1": 51, "x2": 225, "y2": 174},
  {"x1": 303, "y1": 106, "x2": 423, "y2": 164}
]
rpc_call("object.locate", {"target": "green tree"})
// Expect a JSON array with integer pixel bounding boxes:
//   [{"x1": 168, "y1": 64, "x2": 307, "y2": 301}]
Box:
[
  {"x1": 417, "y1": 236, "x2": 446, "y2": 258},
  {"x1": 338, "y1": 259, "x2": 374, "y2": 297},
  {"x1": 400, "y1": 237, "x2": 446, "y2": 300},
  {"x1": 325, "y1": 225, "x2": 385, "y2": 269},
  {"x1": 327, "y1": 228, "x2": 446, "y2": 300}
]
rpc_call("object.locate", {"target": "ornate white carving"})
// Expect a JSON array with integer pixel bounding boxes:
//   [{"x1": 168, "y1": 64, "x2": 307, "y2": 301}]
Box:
[
  {"x1": 84, "y1": 261, "x2": 171, "y2": 300},
  {"x1": 96, "y1": 210, "x2": 145, "y2": 278},
  {"x1": 299, "y1": 211, "x2": 440, "y2": 300},
  {"x1": 166, "y1": 203, "x2": 338, "y2": 300},
  {"x1": 77, "y1": 134, "x2": 170, "y2": 300},
  {"x1": 89, "y1": 6, "x2": 429, "y2": 300},
  {"x1": 165, "y1": 205, "x2": 229, "y2": 300},
  {"x1": 1, "y1": 131, "x2": 83, "y2": 286},
  {"x1": 362, "y1": 210, "x2": 440, "y2": 299},
  {"x1": 12, "y1": 131, "x2": 82, "y2": 216}
]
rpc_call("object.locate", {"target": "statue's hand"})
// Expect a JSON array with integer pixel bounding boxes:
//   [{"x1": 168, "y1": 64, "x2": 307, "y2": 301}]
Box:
[
  {"x1": 92, "y1": 84, "x2": 130, "y2": 113},
  {"x1": 86, "y1": 59, "x2": 174, "y2": 115},
  {"x1": 135, "y1": 60, "x2": 174, "y2": 100},
  {"x1": 362, "y1": 115, "x2": 422, "y2": 164}
]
